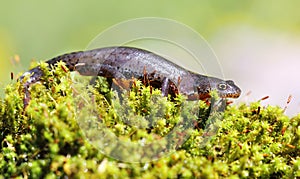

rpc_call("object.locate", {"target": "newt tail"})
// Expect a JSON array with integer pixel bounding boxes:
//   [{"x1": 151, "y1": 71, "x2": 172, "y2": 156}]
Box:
[{"x1": 19, "y1": 46, "x2": 241, "y2": 107}]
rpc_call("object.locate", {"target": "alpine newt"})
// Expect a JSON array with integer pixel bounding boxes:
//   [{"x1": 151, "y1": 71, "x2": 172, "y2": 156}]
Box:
[{"x1": 19, "y1": 46, "x2": 241, "y2": 107}]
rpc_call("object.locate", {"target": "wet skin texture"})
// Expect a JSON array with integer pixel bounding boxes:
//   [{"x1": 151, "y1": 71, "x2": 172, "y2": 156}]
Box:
[{"x1": 20, "y1": 46, "x2": 241, "y2": 107}]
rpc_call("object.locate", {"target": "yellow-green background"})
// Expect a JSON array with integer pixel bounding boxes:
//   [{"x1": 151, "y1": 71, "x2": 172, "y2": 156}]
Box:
[{"x1": 1, "y1": 0, "x2": 300, "y2": 115}]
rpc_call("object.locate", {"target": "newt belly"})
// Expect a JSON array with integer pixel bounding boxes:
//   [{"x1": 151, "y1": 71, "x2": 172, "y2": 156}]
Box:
[{"x1": 19, "y1": 46, "x2": 241, "y2": 107}]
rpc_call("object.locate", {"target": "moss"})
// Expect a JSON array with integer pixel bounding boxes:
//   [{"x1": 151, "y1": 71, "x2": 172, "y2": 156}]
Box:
[{"x1": 0, "y1": 61, "x2": 300, "y2": 178}]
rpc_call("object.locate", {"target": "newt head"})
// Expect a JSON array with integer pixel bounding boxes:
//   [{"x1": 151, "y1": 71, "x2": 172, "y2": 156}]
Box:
[
  {"x1": 196, "y1": 76, "x2": 241, "y2": 100},
  {"x1": 217, "y1": 80, "x2": 241, "y2": 98}
]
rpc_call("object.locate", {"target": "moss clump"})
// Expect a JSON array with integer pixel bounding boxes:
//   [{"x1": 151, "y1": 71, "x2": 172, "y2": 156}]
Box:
[{"x1": 0, "y1": 62, "x2": 300, "y2": 178}]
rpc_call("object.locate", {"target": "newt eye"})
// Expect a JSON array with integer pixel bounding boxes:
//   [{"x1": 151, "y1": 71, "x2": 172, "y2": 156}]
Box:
[{"x1": 218, "y1": 83, "x2": 227, "y2": 90}]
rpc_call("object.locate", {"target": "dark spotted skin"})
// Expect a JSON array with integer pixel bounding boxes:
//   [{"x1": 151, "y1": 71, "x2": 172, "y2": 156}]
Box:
[{"x1": 19, "y1": 46, "x2": 241, "y2": 107}]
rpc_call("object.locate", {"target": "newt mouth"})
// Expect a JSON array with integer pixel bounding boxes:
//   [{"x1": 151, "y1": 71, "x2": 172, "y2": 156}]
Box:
[{"x1": 221, "y1": 93, "x2": 241, "y2": 99}]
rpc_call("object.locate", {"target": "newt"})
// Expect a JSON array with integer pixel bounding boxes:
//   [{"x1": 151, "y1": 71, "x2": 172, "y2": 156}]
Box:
[{"x1": 19, "y1": 46, "x2": 241, "y2": 107}]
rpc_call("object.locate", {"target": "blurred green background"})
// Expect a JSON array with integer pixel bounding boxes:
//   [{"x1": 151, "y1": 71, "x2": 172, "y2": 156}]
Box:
[{"x1": 1, "y1": 0, "x2": 300, "y2": 115}]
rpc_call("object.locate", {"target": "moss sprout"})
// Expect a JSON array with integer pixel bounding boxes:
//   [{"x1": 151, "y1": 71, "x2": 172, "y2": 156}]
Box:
[{"x1": 0, "y1": 62, "x2": 300, "y2": 178}]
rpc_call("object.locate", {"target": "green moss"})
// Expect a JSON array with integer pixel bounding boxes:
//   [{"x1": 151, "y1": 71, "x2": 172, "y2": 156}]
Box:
[{"x1": 1, "y1": 62, "x2": 300, "y2": 178}]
